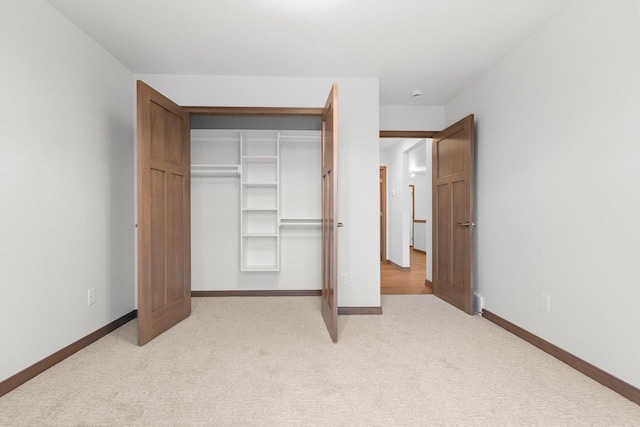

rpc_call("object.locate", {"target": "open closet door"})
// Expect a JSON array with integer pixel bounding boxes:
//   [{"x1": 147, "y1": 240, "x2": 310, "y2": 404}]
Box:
[
  {"x1": 321, "y1": 84, "x2": 339, "y2": 342},
  {"x1": 432, "y1": 114, "x2": 475, "y2": 314},
  {"x1": 137, "y1": 81, "x2": 191, "y2": 345}
]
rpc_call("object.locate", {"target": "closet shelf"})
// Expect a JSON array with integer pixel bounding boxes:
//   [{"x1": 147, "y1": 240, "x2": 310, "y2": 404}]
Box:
[
  {"x1": 242, "y1": 156, "x2": 278, "y2": 163},
  {"x1": 242, "y1": 266, "x2": 279, "y2": 272},
  {"x1": 191, "y1": 164, "x2": 240, "y2": 177},
  {"x1": 244, "y1": 137, "x2": 278, "y2": 143},
  {"x1": 191, "y1": 136, "x2": 240, "y2": 143},
  {"x1": 242, "y1": 182, "x2": 278, "y2": 187},
  {"x1": 280, "y1": 218, "x2": 322, "y2": 228},
  {"x1": 242, "y1": 233, "x2": 279, "y2": 237},
  {"x1": 242, "y1": 208, "x2": 278, "y2": 212},
  {"x1": 279, "y1": 135, "x2": 322, "y2": 143}
]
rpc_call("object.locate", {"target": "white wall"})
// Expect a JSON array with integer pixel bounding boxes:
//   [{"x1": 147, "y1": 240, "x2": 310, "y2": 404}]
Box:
[
  {"x1": 0, "y1": 1, "x2": 135, "y2": 382},
  {"x1": 380, "y1": 105, "x2": 444, "y2": 130},
  {"x1": 446, "y1": 0, "x2": 640, "y2": 388},
  {"x1": 135, "y1": 74, "x2": 380, "y2": 307},
  {"x1": 379, "y1": 149, "x2": 389, "y2": 166},
  {"x1": 410, "y1": 179, "x2": 428, "y2": 255},
  {"x1": 385, "y1": 139, "x2": 424, "y2": 268},
  {"x1": 409, "y1": 143, "x2": 428, "y2": 219},
  {"x1": 409, "y1": 144, "x2": 427, "y2": 251}
]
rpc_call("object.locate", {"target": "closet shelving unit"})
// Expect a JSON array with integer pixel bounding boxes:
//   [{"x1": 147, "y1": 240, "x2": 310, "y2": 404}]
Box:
[
  {"x1": 191, "y1": 130, "x2": 241, "y2": 177},
  {"x1": 191, "y1": 164, "x2": 240, "y2": 177},
  {"x1": 278, "y1": 131, "x2": 322, "y2": 231},
  {"x1": 191, "y1": 128, "x2": 322, "y2": 274},
  {"x1": 279, "y1": 218, "x2": 322, "y2": 227},
  {"x1": 240, "y1": 131, "x2": 280, "y2": 271}
]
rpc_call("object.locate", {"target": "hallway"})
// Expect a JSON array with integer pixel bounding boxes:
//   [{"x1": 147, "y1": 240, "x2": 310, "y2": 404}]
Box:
[{"x1": 380, "y1": 250, "x2": 432, "y2": 295}]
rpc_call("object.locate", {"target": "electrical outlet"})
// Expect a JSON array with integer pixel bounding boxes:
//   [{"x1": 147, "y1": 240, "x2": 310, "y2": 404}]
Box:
[
  {"x1": 88, "y1": 288, "x2": 96, "y2": 306},
  {"x1": 540, "y1": 293, "x2": 550, "y2": 312},
  {"x1": 340, "y1": 273, "x2": 347, "y2": 285}
]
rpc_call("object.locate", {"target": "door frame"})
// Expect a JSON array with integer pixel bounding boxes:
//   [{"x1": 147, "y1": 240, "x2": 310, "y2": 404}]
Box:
[
  {"x1": 184, "y1": 107, "x2": 323, "y2": 117},
  {"x1": 409, "y1": 184, "x2": 415, "y2": 248},
  {"x1": 379, "y1": 166, "x2": 387, "y2": 262},
  {"x1": 379, "y1": 130, "x2": 439, "y2": 291}
]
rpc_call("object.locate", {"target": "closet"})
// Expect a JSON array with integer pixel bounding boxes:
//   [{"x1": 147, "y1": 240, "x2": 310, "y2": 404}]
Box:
[
  {"x1": 190, "y1": 120, "x2": 322, "y2": 291},
  {"x1": 136, "y1": 81, "x2": 338, "y2": 345}
]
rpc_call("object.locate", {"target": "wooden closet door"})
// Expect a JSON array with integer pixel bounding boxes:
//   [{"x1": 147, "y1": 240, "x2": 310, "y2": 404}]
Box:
[
  {"x1": 432, "y1": 114, "x2": 475, "y2": 314},
  {"x1": 321, "y1": 84, "x2": 339, "y2": 342},
  {"x1": 137, "y1": 81, "x2": 191, "y2": 345}
]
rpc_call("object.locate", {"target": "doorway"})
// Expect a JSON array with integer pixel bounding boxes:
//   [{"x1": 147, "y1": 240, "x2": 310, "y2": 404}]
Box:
[
  {"x1": 380, "y1": 166, "x2": 387, "y2": 263},
  {"x1": 379, "y1": 136, "x2": 432, "y2": 295}
]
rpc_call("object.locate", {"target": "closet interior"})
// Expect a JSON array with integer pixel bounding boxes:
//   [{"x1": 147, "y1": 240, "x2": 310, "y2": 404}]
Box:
[{"x1": 190, "y1": 116, "x2": 323, "y2": 291}]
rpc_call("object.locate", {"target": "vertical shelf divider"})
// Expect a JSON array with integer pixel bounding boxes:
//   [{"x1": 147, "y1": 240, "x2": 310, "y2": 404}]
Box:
[
  {"x1": 239, "y1": 131, "x2": 244, "y2": 271},
  {"x1": 240, "y1": 130, "x2": 280, "y2": 271}
]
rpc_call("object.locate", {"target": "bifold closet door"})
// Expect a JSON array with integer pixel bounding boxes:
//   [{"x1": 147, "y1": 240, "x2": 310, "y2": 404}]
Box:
[
  {"x1": 321, "y1": 84, "x2": 339, "y2": 343},
  {"x1": 137, "y1": 81, "x2": 191, "y2": 345}
]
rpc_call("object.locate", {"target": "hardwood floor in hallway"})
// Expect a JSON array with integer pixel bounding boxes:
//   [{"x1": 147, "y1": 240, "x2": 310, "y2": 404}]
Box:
[{"x1": 381, "y1": 249, "x2": 433, "y2": 295}]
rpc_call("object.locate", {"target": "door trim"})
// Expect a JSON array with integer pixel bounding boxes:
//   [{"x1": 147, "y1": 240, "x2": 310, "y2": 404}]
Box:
[
  {"x1": 338, "y1": 306, "x2": 383, "y2": 315},
  {"x1": 192, "y1": 290, "x2": 322, "y2": 297},
  {"x1": 380, "y1": 131, "x2": 438, "y2": 287},
  {"x1": 409, "y1": 184, "x2": 415, "y2": 223},
  {"x1": 186, "y1": 106, "x2": 323, "y2": 116},
  {"x1": 380, "y1": 166, "x2": 387, "y2": 262},
  {"x1": 380, "y1": 130, "x2": 437, "y2": 138}
]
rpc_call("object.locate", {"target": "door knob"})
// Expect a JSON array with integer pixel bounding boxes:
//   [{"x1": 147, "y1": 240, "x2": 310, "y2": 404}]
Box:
[
  {"x1": 337, "y1": 222, "x2": 344, "y2": 228},
  {"x1": 457, "y1": 221, "x2": 476, "y2": 228}
]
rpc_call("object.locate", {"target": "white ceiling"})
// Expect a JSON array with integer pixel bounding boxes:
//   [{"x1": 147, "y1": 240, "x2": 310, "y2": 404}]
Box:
[{"x1": 46, "y1": 0, "x2": 571, "y2": 106}]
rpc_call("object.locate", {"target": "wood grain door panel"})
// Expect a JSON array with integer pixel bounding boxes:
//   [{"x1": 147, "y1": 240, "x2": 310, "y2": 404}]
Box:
[
  {"x1": 149, "y1": 170, "x2": 187, "y2": 312},
  {"x1": 436, "y1": 183, "x2": 451, "y2": 285},
  {"x1": 150, "y1": 169, "x2": 167, "y2": 312},
  {"x1": 150, "y1": 102, "x2": 184, "y2": 166},
  {"x1": 321, "y1": 84, "x2": 338, "y2": 343},
  {"x1": 138, "y1": 81, "x2": 191, "y2": 345},
  {"x1": 432, "y1": 115, "x2": 475, "y2": 314},
  {"x1": 166, "y1": 172, "x2": 186, "y2": 303},
  {"x1": 452, "y1": 180, "x2": 468, "y2": 291}
]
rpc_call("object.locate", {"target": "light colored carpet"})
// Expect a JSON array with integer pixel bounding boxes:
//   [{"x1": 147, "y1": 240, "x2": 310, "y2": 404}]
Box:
[{"x1": 1, "y1": 295, "x2": 639, "y2": 426}]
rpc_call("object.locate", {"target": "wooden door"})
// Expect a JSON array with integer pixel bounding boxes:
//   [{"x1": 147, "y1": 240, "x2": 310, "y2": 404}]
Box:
[
  {"x1": 137, "y1": 81, "x2": 191, "y2": 345},
  {"x1": 321, "y1": 84, "x2": 338, "y2": 342},
  {"x1": 431, "y1": 115, "x2": 475, "y2": 314},
  {"x1": 380, "y1": 166, "x2": 387, "y2": 262}
]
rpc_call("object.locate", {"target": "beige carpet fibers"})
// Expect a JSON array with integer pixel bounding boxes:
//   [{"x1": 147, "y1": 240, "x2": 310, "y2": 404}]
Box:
[{"x1": 1, "y1": 295, "x2": 639, "y2": 426}]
